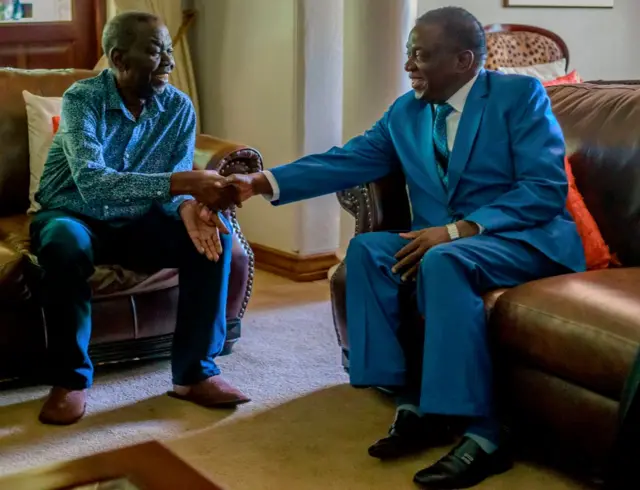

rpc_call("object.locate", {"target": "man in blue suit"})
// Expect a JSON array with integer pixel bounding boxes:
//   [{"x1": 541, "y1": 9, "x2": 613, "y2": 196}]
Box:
[{"x1": 211, "y1": 6, "x2": 585, "y2": 489}]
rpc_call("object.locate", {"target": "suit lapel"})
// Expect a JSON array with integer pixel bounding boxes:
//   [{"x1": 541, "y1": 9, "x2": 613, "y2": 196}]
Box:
[
  {"x1": 447, "y1": 71, "x2": 489, "y2": 199},
  {"x1": 415, "y1": 103, "x2": 447, "y2": 204}
]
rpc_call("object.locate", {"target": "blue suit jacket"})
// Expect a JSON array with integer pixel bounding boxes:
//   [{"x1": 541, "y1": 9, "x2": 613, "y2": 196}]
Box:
[{"x1": 271, "y1": 70, "x2": 586, "y2": 273}]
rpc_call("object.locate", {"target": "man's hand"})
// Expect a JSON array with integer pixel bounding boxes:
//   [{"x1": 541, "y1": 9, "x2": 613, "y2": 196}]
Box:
[
  {"x1": 224, "y1": 172, "x2": 274, "y2": 203},
  {"x1": 180, "y1": 200, "x2": 230, "y2": 261},
  {"x1": 393, "y1": 221, "x2": 479, "y2": 282},
  {"x1": 170, "y1": 170, "x2": 241, "y2": 211},
  {"x1": 393, "y1": 227, "x2": 451, "y2": 282}
]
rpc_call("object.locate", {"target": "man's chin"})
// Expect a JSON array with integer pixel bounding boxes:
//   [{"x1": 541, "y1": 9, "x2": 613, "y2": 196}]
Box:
[
  {"x1": 151, "y1": 84, "x2": 168, "y2": 95},
  {"x1": 413, "y1": 89, "x2": 430, "y2": 101}
]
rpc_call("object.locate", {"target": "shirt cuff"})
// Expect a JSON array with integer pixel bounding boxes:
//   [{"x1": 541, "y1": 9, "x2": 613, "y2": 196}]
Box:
[
  {"x1": 164, "y1": 195, "x2": 193, "y2": 218},
  {"x1": 262, "y1": 170, "x2": 280, "y2": 202}
]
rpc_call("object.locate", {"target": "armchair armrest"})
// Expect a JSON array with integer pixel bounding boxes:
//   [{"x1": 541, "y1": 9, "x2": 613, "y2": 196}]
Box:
[
  {"x1": 194, "y1": 134, "x2": 263, "y2": 321},
  {"x1": 336, "y1": 170, "x2": 412, "y2": 235},
  {"x1": 195, "y1": 134, "x2": 263, "y2": 175}
]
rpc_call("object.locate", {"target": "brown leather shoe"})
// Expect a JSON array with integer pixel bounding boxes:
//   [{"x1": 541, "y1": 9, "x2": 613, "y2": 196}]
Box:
[
  {"x1": 168, "y1": 376, "x2": 250, "y2": 408},
  {"x1": 39, "y1": 387, "x2": 87, "y2": 425}
]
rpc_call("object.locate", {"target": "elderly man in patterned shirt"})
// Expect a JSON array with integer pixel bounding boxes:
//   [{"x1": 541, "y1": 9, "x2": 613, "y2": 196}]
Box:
[{"x1": 30, "y1": 11, "x2": 248, "y2": 425}]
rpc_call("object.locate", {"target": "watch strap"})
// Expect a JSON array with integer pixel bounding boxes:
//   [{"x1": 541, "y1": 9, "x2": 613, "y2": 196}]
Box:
[{"x1": 446, "y1": 223, "x2": 460, "y2": 241}]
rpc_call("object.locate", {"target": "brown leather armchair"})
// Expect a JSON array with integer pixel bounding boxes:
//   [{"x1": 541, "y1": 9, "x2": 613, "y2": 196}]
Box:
[
  {"x1": 330, "y1": 82, "x2": 640, "y2": 474},
  {"x1": 0, "y1": 68, "x2": 261, "y2": 383}
]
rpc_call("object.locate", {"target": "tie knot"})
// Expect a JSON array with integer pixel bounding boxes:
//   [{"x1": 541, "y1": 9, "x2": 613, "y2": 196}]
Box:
[{"x1": 435, "y1": 103, "x2": 454, "y2": 119}]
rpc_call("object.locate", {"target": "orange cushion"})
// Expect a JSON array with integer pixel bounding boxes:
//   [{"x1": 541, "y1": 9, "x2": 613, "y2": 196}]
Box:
[
  {"x1": 543, "y1": 70, "x2": 582, "y2": 87},
  {"x1": 564, "y1": 155, "x2": 612, "y2": 270},
  {"x1": 52, "y1": 115, "x2": 60, "y2": 134}
]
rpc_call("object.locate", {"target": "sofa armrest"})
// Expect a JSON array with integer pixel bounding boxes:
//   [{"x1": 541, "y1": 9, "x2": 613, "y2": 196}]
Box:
[
  {"x1": 195, "y1": 134, "x2": 263, "y2": 176},
  {"x1": 194, "y1": 134, "x2": 262, "y2": 320},
  {"x1": 336, "y1": 170, "x2": 412, "y2": 235}
]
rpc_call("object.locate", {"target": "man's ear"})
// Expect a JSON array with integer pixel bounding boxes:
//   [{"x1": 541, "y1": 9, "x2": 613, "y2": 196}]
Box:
[
  {"x1": 110, "y1": 48, "x2": 126, "y2": 72},
  {"x1": 457, "y1": 50, "x2": 475, "y2": 73}
]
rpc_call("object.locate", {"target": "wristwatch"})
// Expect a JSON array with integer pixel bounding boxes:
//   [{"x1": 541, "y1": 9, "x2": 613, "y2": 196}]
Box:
[{"x1": 446, "y1": 223, "x2": 460, "y2": 241}]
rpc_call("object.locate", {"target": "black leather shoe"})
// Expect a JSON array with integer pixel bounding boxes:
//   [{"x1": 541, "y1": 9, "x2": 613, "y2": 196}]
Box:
[
  {"x1": 413, "y1": 436, "x2": 513, "y2": 489},
  {"x1": 368, "y1": 410, "x2": 453, "y2": 460}
]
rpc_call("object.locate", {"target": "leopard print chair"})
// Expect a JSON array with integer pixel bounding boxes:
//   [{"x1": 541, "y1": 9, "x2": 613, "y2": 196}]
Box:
[{"x1": 484, "y1": 24, "x2": 569, "y2": 72}]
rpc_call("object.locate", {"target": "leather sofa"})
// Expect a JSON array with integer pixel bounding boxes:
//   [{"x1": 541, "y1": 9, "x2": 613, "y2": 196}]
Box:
[
  {"x1": 330, "y1": 81, "x2": 640, "y2": 472},
  {"x1": 0, "y1": 69, "x2": 262, "y2": 382}
]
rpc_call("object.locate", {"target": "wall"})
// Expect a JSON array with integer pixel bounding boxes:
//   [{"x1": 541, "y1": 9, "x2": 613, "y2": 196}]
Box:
[
  {"x1": 191, "y1": 0, "x2": 301, "y2": 253},
  {"x1": 418, "y1": 0, "x2": 640, "y2": 80},
  {"x1": 337, "y1": 0, "x2": 417, "y2": 260},
  {"x1": 191, "y1": 0, "x2": 343, "y2": 255}
]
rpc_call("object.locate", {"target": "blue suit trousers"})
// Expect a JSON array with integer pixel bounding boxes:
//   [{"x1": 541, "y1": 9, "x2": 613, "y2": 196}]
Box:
[{"x1": 345, "y1": 232, "x2": 568, "y2": 418}]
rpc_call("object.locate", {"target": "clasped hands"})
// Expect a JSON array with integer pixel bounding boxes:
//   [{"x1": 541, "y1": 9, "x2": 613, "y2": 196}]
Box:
[
  {"x1": 173, "y1": 171, "x2": 268, "y2": 262},
  {"x1": 176, "y1": 170, "x2": 480, "y2": 269}
]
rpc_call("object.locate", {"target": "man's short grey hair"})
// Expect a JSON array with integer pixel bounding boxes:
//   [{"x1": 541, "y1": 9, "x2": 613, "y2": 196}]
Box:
[{"x1": 102, "y1": 11, "x2": 160, "y2": 68}]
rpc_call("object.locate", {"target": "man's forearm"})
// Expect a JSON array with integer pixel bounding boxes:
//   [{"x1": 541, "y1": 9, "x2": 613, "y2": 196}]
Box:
[
  {"x1": 170, "y1": 171, "x2": 199, "y2": 196},
  {"x1": 73, "y1": 167, "x2": 173, "y2": 205}
]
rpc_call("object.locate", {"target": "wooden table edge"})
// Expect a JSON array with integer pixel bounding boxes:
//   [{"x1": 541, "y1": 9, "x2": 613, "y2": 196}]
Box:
[{"x1": 0, "y1": 440, "x2": 224, "y2": 490}]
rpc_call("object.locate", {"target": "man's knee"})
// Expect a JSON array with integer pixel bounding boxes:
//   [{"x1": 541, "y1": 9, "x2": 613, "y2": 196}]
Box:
[
  {"x1": 36, "y1": 219, "x2": 94, "y2": 276},
  {"x1": 420, "y1": 242, "x2": 466, "y2": 274},
  {"x1": 346, "y1": 232, "x2": 400, "y2": 263}
]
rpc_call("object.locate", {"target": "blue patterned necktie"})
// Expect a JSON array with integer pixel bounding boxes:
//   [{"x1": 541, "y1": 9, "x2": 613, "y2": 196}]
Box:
[{"x1": 433, "y1": 103, "x2": 454, "y2": 162}]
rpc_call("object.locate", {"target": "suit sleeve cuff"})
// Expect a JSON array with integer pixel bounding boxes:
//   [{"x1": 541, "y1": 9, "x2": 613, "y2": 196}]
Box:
[{"x1": 262, "y1": 170, "x2": 280, "y2": 202}]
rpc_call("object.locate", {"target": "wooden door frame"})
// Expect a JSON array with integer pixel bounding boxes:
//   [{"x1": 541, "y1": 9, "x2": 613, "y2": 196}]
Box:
[
  {"x1": 0, "y1": 0, "x2": 107, "y2": 69},
  {"x1": 94, "y1": 0, "x2": 107, "y2": 61}
]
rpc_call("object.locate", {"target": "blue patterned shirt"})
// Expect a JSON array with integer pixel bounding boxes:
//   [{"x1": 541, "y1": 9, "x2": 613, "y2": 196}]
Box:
[{"x1": 36, "y1": 69, "x2": 195, "y2": 222}]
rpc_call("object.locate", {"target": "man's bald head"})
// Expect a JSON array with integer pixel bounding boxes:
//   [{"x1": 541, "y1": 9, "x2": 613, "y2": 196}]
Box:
[{"x1": 102, "y1": 11, "x2": 160, "y2": 69}]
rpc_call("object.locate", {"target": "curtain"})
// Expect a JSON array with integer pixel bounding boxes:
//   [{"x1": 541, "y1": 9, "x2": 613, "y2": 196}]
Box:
[{"x1": 95, "y1": 0, "x2": 201, "y2": 132}]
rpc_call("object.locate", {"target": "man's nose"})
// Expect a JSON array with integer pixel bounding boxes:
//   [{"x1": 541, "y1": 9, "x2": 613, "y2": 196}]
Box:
[
  {"x1": 404, "y1": 59, "x2": 416, "y2": 72},
  {"x1": 161, "y1": 52, "x2": 173, "y2": 66}
]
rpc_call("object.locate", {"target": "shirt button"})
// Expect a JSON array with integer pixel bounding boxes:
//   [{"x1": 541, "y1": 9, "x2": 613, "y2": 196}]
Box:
[
  {"x1": 125, "y1": 152, "x2": 129, "y2": 158},
  {"x1": 104, "y1": 205, "x2": 109, "y2": 210},
  {"x1": 156, "y1": 191, "x2": 162, "y2": 196},
  {"x1": 125, "y1": 199, "x2": 131, "y2": 203}
]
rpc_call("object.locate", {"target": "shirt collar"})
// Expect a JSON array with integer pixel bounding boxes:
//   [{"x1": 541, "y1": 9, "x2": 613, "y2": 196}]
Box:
[
  {"x1": 446, "y1": 73, "x2": 479, "y2": 113},
  {"x1": 104, "y1": 69, "x2": 165, "y2": 117}
]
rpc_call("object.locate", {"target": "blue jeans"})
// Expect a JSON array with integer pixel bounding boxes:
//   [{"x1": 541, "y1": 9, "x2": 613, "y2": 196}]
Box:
[{"x1": 30, "y1": 207, "x2": 232, "y2": 389}]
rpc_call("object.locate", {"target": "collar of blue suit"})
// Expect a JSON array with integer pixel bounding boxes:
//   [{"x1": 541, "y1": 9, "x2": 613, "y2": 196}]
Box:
[{"x1": 420, "y1": 69, "x2": 489, "y2": 202}]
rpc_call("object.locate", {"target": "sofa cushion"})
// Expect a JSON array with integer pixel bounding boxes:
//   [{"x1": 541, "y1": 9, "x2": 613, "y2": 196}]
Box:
[
  {"x1": 0, "y1": 68, "x2": 97, "y2": 215},
  {"x1": 0, "y1": 240, "x2": 30, "y2": 303},
  {"x1": 547, "y1": 83, "x2": 640, "y2": 155},
  {"x1": 547, "y1": 84, "x2": 640, "y2": 267},
  {"x1": 492, "y1": 269, "x2": 640, "y2": 401},
  {"x1": 486, "y1": 30, "x2": 565, "y2": 71},
  {"x1": 568, "y1": 148, "x2": 640, "y2": 267},
  {"x1": 0, "y1": 214, "x2": 178, "y2": 298},
  {"x1": 22, "y1": 90, "x2": 62, "y2": 214}
]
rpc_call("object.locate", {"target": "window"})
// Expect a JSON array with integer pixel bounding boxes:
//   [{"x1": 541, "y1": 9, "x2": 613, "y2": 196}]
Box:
[{"x1": 0, "y1": 0, "x2": 72, "y2": 23}]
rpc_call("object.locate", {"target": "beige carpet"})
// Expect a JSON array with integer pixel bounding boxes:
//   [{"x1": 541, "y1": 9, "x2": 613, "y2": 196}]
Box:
[{"x1": 0, "y1": 271, "x2": 590, "y2": 489}]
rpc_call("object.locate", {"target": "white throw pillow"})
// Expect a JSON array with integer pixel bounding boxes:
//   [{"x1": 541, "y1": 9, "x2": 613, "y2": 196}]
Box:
[
  {"x1": 22, "y1": 90, "x2": 62, "y2": 214},
  {"x1": 497, "y1": 59, "x2": 567, "y2": 82}
]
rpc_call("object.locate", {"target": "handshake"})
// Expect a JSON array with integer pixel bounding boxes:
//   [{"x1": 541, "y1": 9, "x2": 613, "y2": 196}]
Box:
[{"x1": 170, "y1": 170, "x2": 273, "y2": 211}]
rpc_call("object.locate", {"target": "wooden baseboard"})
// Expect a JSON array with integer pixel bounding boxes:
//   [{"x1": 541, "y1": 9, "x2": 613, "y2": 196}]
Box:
[{"x1": 249, "y1": 243, "x2": 339, "y2": 282}]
